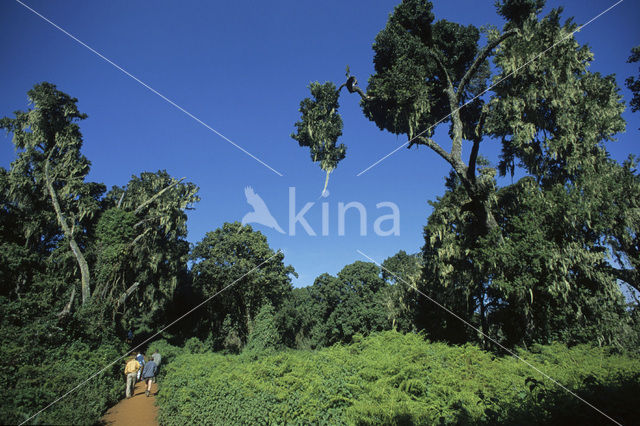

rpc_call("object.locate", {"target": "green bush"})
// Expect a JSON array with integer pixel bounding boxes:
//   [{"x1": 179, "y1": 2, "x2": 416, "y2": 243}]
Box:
[
  {"x1": 157, "y1": 331, "x2": 640, "y2": 425},
  {"x1": 0, "y1": 340, "x2": 124, "y2": 425},
  {"x1": 244, "y1": 302, "x2": 280, "y2": 356}
]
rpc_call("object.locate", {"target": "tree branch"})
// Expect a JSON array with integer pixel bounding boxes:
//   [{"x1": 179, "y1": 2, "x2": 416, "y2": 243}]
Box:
[
  {"x1": 467, "y1": 140, "x2": 481, "y2": 183},
  {"x1": 129, "y1": 227, "x2": 152, "y2": 248},
  {"x1": 467, "y1": 108, "x2": 487, "y2": 182},
  {"x1": 134, "y1": 177, "x2": 185, "y2": 215},
  {"x1": 409, "y1": 136, "x2": 455, "y2": 168},
  {"x1": 57, "y1": 286, "x2": 76, "y2": 318},
  {"x1": 117, "y1": 191, "x2": 125, "y2": 209},
  {"x1": 114, "y1": 282, "x2": 140, "y2": 315},
  {"x1": 426, "y1": 49, "x2": 465, "y2": 162},
  {"x1": 134, "y1": 215, "x2": 164, "y2": 229},
  {"x1": 606, "y1": 265, "x2": 639, "y2": 294},
  {"x1": 337, "y1": 75, "x2": 370, "y2": 100},
  {"x1": 457, "y1": 29, "x2": 518, "y2": 102}
]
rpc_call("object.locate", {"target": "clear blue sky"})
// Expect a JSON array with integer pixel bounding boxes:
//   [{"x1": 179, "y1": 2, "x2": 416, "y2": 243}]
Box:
[{"x1": 1, "y1": 0, "x2": 638, "y2": 287}]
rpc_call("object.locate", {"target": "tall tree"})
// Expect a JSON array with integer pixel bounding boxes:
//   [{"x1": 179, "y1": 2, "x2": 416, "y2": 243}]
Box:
[
  {"x1": 380, "y1": 250, "x2": 422, "y2": 332},
  {"x1": 420, "y1": 168, "x2": 630, "y2": 348},
  {"x1": 305, "y1": 262, "x2": 389, "y2": 346},
  {"x1": 190, "y1": 222, "x2": 294, "y2": 349},
  {"x1": 292, "y1": 0, "x2": 636, "y2": 346},
  {"x1": 1, "y1": 83, "x2": 104, "y2": 304},
  {"x1": 91, "y1": 170, "x2": 199, "y2": 334}
]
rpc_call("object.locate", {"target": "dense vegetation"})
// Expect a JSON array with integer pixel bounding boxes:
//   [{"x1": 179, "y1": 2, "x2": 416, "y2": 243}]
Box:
[
  {"x1": 1, "y1": 0, "x2": 639, "y2": 424},
  {"x1": 157, "y1": 332, "x2": 640, "y2": 425}
]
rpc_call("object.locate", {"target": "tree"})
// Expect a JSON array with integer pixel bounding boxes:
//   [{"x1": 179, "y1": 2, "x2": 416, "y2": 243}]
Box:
[
  {"x1": 291, "y1": 0, "x2": 538, "y2": 233},
  {"x1": 91, "y1": 170, "x2": 199, "y2": 335},
  {"x1": 1, "y1": 84, "x2": 201, "y2": 331},
  {"x1": 419, "y1": 168, "x2": 630, "y2": 348},
  {"x1": 305, "y1": 262, "x2": 389, "y2": 346},
  {"x1": 190, "y1": 222, "x2": 295, "y2": 349},
  {"x1": 275, "y1": 286, "x2": 320, "y2": 349},
  {"x1": 380, "y1": 250, "x2": 422, "y2": 332},
  {"x1": 292, "y1": 0, "x2": 636, "y2": 346},
  {"x1": 1, "y1": 83, "x2": 104, "y2": 304}
]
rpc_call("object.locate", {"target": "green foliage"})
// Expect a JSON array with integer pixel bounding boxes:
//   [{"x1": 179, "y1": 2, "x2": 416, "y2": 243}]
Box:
[
  {"x1": 363, "y1": 0, "x2": 490, "y2": 140},
  {"x1": 190, "y1": 222, "x2": 294, "y2": 349},
  {"x1": 157, "y1": 332, "x2": 640, "y2": 425},
  {"x1": 626, "y1": 45, "x2": 640, "y2": 116},
  {"x1": 244, "y1": 302, "x2": 280, "y2": 355},
  {"x1": 495, "y1": 0, "x2": 545, "y2": 28},
  {"x1": 420, "y1": 171, "x2": 633, "y2": 348},
  {"x1": 381, "y1": 250, "x2": 422, "y2": 332},
  {"x1": 0, "y1": 297, "x2": 124, "y2": 425},
  {"x1": 0, "y1": 83, "x2": 201, "y2": 423},
  {"x1": 487, "y1": 8, "x2": 625, "y2": 184},
  {"x1": 93, "y1": 208, "x2": 137, "y2": 292},
  {"x1": 291, "y1": 81, "x2": 346, "y2": 192},
  {"x1": 94, "y1": 170, "x2": 199, "y2": 337},
  {"x1": 290, "y1": 1, "x2": 638, "y2": 351},
  {"x1": 284, "y1": 262, "x2": 391, "y2": 348},
  {"x1": 184, "y1": 337, "x2": 207, "y2": 354},
  {"x1": 275, "y1": 286, "x2": 320, "y2": 349}
]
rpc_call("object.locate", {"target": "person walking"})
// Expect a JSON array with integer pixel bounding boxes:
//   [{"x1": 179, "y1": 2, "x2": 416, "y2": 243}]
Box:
[
  {"x1": 124, "y1": 356, "x2": 140, "y2": 399},
  {"x1": 135, "y1": 352, "x2": 145, "y2": 382},
  {"x1": 141, "y1": 357, "x2": 157, "y2": 397},
  {"x1": 151, "y1": 349, "x2": 161, "y2": 383}
]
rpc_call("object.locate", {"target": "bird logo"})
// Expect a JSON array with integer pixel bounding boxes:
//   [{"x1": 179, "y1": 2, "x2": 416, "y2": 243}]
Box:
[{"x1": 241, "y1": 186, "x2": 285, "y2": 234}]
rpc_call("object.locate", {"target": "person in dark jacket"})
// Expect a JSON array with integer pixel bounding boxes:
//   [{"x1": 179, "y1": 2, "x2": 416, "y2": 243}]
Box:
[
  {"x1": 142, "y1": 357, "x2": 157, "y2": 397},
  {"x1": 151, "y1": 350, "x2": 161, "y2": 383}
]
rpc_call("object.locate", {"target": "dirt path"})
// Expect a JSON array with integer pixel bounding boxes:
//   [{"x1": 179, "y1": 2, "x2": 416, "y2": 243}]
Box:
[{"x1": 100, "y1": 380, "x2": 159, "y2": 426}]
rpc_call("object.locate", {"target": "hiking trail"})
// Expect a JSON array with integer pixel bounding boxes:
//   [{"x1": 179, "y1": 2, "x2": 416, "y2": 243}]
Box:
[{"x1": 100, "y1": 380, "x2": 159, "y2": 426}]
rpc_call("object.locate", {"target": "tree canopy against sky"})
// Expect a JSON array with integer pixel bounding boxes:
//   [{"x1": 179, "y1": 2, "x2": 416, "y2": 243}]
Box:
[
  {"x1": 1, "y1": 1, "x2": 638, "y2": 286},
  {"x1": 291, "y1": 0, "x2": 639, "y2": 346}
]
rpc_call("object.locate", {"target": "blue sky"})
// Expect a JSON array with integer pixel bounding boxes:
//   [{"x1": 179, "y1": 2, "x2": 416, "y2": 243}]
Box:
[{"x1": 1, "y1": 0, "x2": 638, "y2": 287}]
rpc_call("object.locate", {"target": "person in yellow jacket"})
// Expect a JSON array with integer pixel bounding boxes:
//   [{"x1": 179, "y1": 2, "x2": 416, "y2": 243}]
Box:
[{"x1": 124, "y1": 356, "x2": 140, "y2": 399}]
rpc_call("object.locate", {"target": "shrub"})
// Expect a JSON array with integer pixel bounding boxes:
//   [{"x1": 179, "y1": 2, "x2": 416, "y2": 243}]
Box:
[
  {"x1": 184, "y1": 337, "x2": 206, "y2": 354},
  {"x1": 157, "y1": 331, "x2": 640, "y2": 425},
  {"x1": 0, "y1": 340, "x2": 123, "y2": 425}
]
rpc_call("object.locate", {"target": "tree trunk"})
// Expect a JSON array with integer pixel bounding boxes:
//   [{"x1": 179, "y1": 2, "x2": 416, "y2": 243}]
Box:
[
  {"x1": 58, "y1": 286, "x2": 76, "y2": 317},
  {"x1": 45, "y1": 159, "x2": 91, "y2": 304}
]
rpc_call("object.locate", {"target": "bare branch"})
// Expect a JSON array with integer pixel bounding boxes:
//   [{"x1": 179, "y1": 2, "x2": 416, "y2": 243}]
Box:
[
  {"x1": 457, "y1": 29, "x2": 518, "y2": 102},
  {"x1": 117, "y1": 191, "x2": 125, "y2": 209},
  {"x1": 409, "y1": 136, "x2": 455, "y2": 168}
]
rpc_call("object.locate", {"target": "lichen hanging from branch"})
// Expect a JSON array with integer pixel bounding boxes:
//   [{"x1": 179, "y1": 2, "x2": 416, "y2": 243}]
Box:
[{"x1": 291, "y1": 82, "x2": 346, "y2": 195}]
